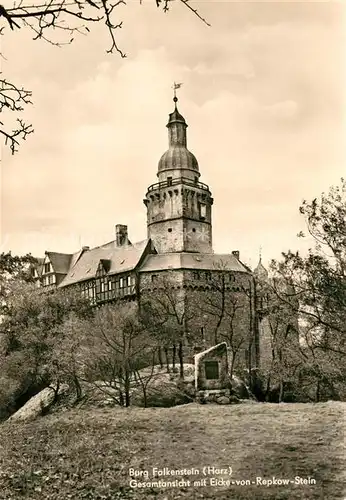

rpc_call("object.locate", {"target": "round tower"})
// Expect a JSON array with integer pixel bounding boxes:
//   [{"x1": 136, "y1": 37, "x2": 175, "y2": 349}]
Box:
[{"x1": 144, "y1": 97, "x2": 213, "y2": 254}]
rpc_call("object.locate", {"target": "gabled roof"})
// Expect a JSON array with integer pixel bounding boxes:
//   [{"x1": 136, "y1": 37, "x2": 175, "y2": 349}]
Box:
[
  {"x1": 59, "y1": 239, "x2": 152, "y2": 287},
  {"x1": 139, "y1": 253, "x2": 250, "y2": 274},
  {"x1": 45, "y1": 252, "x2": 72, "y2": 274},
  {"x1": 31, "y1": 258, "x2": 44, "y2": 277}
]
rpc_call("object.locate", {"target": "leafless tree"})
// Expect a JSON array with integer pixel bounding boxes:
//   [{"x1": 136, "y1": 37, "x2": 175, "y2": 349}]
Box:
[
  {"x1": 188, "y1": 263, "x2": 253, "y2": 379},
  {"x1": 0, "y1": 0, "x2": 209, "y2": 153},
  {"x1": 140, "y1": 271, "x2": 196, "y2": 379},
  {"x1": 85, "y1": 302, "x2": 157, "y2": 407}
]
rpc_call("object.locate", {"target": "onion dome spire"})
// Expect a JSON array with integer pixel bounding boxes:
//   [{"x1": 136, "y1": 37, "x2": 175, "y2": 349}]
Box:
[{"x1": 158, "y1": 86, "x2": 199, "y2": 176}]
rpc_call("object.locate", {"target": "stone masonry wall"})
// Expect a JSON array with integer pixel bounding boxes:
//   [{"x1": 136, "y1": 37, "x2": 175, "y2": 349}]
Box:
[{"x1": 139, "y1": 269, "x2": 258, "y2": 374}]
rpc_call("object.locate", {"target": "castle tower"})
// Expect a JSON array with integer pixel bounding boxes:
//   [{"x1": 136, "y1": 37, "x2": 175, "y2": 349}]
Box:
[{"x1": 144, "y1": 96, "x2": 213, "y2": 254}]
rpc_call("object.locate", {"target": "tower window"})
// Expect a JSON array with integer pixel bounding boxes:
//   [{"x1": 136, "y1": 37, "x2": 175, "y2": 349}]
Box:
[
  {"x1": 167, "y1": 176, "x2": 173, "y2": 186},
  {"x1": 194, "y1": 176, "x2": 198, "y2": 184},
  {"x1": 199, "y1": 203, "x2": 207, "y2": 219},
  {"x1": 168, "y1": 228, "x2": 172, "y2": 232}
]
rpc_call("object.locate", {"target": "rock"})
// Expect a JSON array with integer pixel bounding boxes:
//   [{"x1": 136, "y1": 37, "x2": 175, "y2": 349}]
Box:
[
  {"x1": 216, "y1": 396, "x2": 230, "y2": 405},
  {"x1": 8, "y1": 384, "x2": 69, "y2": 422},
  {"x1": 229, "y1": 395, "x2": 241, "y2": 404},
  {"x1": 230, "y1": 376, "x2": 253, "y2": 400}
]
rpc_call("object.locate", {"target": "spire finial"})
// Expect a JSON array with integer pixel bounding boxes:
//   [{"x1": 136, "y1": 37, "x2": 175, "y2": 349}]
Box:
[
  {"x1": 259, "y1": 245, "x2": 262, "y2": 263},
  {"x1": 172, "y1": 82, "x2": 183, "y2": 107}
]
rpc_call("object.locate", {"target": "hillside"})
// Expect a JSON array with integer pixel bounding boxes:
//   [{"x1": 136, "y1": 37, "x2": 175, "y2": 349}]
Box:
[{"x1": 0, "y1": 402, "x2": 344, "y2": 499}]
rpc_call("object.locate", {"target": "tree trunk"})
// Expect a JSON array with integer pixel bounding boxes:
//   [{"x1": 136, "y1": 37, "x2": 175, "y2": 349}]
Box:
[
  {"x1": 229, "y1": 351, "x2": 236, "y2": 380},
  {"x1": 124, "y1": 368, "x2": 131, "y2": 407},
  {"x1": 278, "y1": 380, "x2": 284, "y2": 403},
  {"x1": 265, "y1": 373, "x2": 272, "y2": 402},
  {"x1": 178, "y1": 341, "x2": 184, "y2": 379},
  {"x1": 119, "y1": 389, "x2": 124, "y2": 407},
  {"x1": 158, "y1": 346, "x2": 163, "y2": 369},
  {"x1": 316, "y1": 379, "x2": 321, "y2": 402},
  {"x1": 73, "y1": 374, "x2": 82, "y2": 402},
  {"x1": 142, "y1": 386, "x2": 147, "y2": 408},
  {"x1": 172, "y1": 344, "x2": 176, "y2": 371},
  {"x1": 164, "y1": 347, "x2": 170, "y2": 373}
]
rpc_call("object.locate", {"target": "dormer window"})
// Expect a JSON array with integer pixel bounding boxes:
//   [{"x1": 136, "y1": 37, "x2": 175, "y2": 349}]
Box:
[{"x1": 44, "y1": 262, "x2": 52, "y2": 273}]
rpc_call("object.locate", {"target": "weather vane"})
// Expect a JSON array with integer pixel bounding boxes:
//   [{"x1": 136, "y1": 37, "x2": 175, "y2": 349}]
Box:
[{"x1": 172, "y1": 82, "x2": 183, "y2": 101}]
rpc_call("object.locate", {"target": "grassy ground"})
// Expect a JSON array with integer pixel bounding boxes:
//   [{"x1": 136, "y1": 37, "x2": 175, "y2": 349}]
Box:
[{"x1": 0, "y1": 402, "x2": 344, "y2": 499}]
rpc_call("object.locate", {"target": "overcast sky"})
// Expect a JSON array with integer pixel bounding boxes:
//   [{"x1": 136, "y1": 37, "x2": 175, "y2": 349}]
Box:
[{"x1": 1, "y1": 0, "x2": 345, "y2": 269}]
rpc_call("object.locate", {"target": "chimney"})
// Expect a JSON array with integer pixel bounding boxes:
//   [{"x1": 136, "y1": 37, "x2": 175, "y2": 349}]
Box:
[
  {"x1": 115, "y1": 224, "x2": 129, "y2": 247},
  {"x1": 232, "y1": 250, "x2": 240, "y2": 260}
]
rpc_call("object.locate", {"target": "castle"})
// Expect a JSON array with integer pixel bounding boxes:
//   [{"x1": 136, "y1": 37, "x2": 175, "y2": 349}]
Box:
[{"x1": 32, "y1": 96, "x2": 273, "y2": 374}]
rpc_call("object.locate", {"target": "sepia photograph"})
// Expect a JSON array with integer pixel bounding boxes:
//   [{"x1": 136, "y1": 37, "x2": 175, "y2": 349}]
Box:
[{"x1": 0, "y1": 0, "x2": 345, "y2": 498}]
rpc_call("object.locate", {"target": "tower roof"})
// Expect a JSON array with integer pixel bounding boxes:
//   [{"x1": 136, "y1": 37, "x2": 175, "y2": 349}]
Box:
[
  {"x1": 253, "y1": 258, "x2": 268, "y2": 280},
  {"x1": 158, "y1": 146, "x2": 199, "y2": 172},
  {"x1": 167, "y1": 103, "x2": 187, "y2": 126},
  {"x1": 158, "y1": 97, "x2": 200, "y2": 175}
]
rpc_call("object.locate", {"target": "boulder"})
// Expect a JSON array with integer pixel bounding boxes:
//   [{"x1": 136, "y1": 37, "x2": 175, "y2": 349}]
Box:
[
  {"x1": 229, "y1": 395, "x2": 241, "y2": 404},
  {"x1": 230, "y1": 376, "x2": 254, "y2": 400},
  {"x1": 216, "y1": 396, "x2": 230, "y2": 405}
]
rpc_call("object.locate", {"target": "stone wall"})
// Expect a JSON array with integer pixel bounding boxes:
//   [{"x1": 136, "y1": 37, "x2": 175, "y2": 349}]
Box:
[{"x1": 139, "y1": 269, "x2": 259, "y2": 374}]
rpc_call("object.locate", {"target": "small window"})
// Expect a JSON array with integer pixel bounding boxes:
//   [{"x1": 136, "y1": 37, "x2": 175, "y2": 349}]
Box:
[
  {"x1": 44, "y1": 262, "x2": 51, "y2": 273},
  {"x1": 108, "y1": 281, "x2": 113, "y2": 291},
  {"x1": 199, "y1": 203, "x2": 207, "y2": 219},
  {"x1": 151, "y1": 274, "x2": 157, "y2": 283},
  {"x1": 192, "y1": 228, "x2": 196, "y2": 232},
  {"x1": 119, "y1": 277, "x2": 124, "y2": 288},
  {"x1": 101, "y1": 281, "x2": 106, "y2": 292},
  {"x1": 194, "y1": 176, "x2": 198, "y2": 185},
  {"x1": 168, "y1": 228, "x2": 172, "y2": 233},
  {"x1": 127, "y1": 275, "x2": 132, "y2": 286},
  {"x1": 167, "y1": 176, "x2": 173, "y2": 186},
  {"x1": 205, "y1": 361, "x2": 219, "y2": 380}
]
